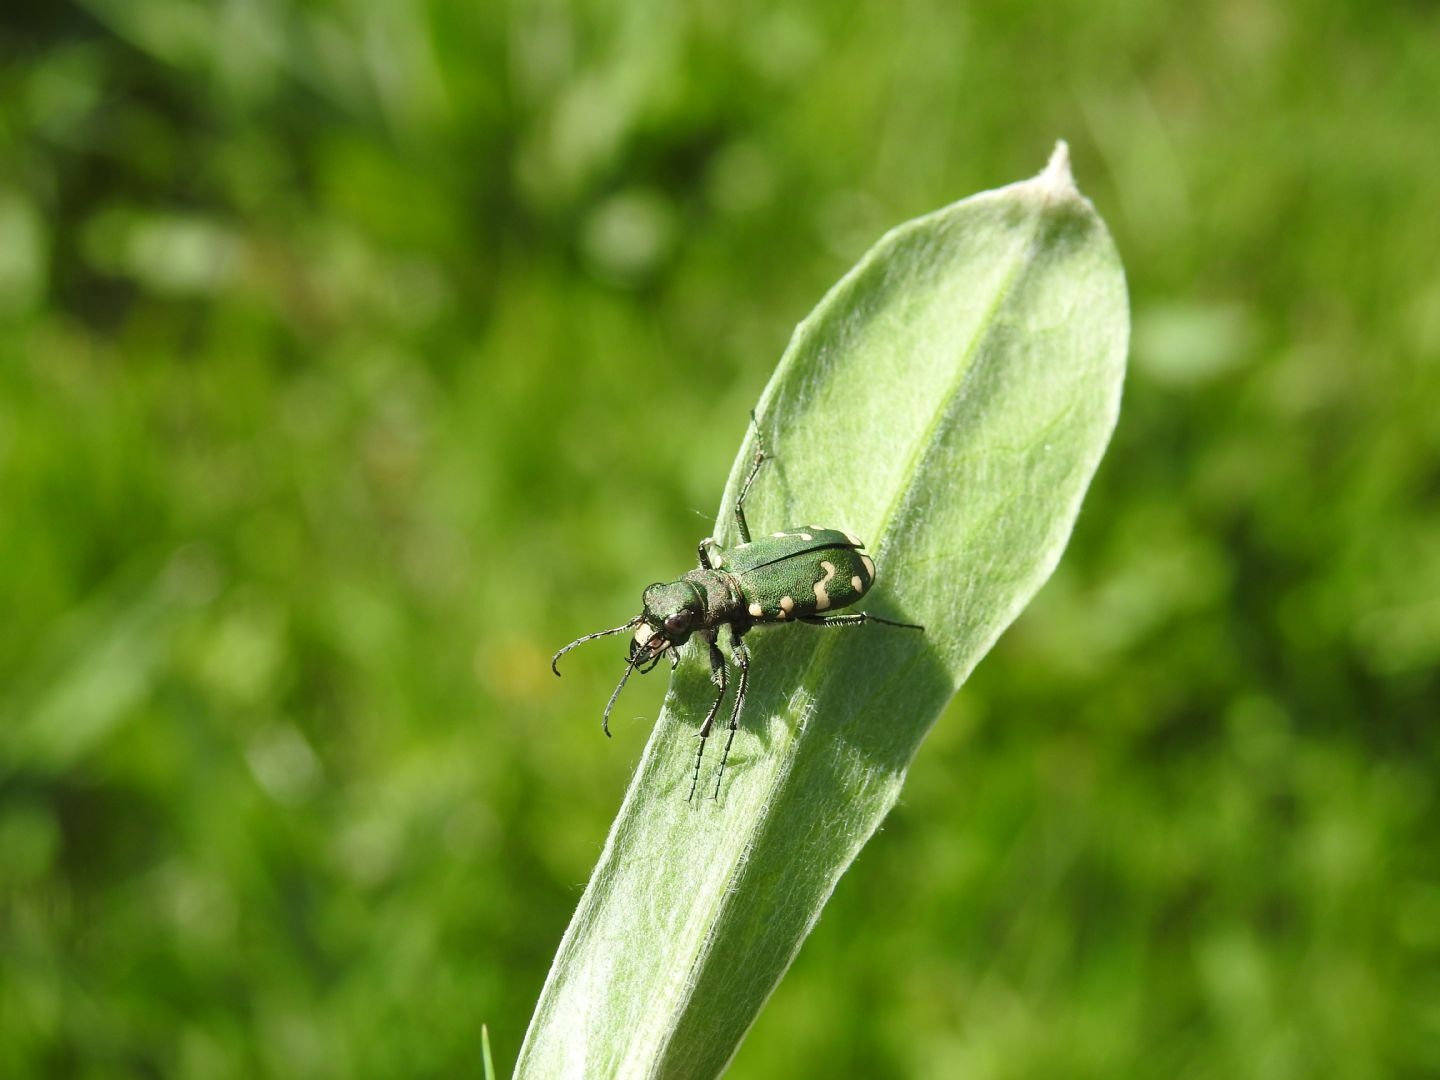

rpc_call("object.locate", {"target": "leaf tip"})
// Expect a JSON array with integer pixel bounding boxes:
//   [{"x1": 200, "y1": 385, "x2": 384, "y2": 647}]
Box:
[{"x1": 1038, "y1": 139, "x2": 1077, "y2": 196}]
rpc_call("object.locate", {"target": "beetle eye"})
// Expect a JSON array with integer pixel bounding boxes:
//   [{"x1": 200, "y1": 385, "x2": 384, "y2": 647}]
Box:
[{"x1": 664, "y1": 613, "x2": 689, "y2": 635}]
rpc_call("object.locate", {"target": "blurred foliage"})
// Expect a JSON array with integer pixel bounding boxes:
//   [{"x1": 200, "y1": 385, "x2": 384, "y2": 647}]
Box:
[{"x1": 0, "y1": 1, "x2": 1436, "y2": 1077}]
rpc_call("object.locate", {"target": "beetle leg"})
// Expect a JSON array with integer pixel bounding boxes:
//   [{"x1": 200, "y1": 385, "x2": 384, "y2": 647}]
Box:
[
  {"x1": 696, "y1": 535, "x2": 718, "y2": 570},
  {"x1": 712, "y1": 634, "x2": 750, "y2": 800},
  {"x1": 799, "y1": 613, "x2": 925, "y2": 631},
  {"x1": 733, "y1": 420, "x2": 767, "y2": 544},
  {"x1": 689, "y1": 636, "x2": 727, "y2": 802}
]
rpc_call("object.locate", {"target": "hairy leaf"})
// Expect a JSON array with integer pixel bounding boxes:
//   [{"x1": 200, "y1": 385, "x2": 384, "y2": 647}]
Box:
[{"x1": 519, "y1": 144, "x2": 1128, "y2": 1079}]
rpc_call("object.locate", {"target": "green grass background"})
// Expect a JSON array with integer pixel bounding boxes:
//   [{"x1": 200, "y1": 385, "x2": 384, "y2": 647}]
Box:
[{"x1": 2, "y1": 2, "x2": 1437, "y2": 1076}]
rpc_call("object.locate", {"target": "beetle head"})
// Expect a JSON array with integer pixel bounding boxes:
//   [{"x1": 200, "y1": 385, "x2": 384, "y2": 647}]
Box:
[
  {"x1": 632, "y1": 580, "x2": 703, "y2": 663},
  {"x1": 550, "y1": 578, "x2": 705, "y2": 738}
]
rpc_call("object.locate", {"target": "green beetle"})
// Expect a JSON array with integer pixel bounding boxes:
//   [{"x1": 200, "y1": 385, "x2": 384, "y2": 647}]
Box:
[{"x1": 552, "y1": 425, "x2": 922, "y2": 800}]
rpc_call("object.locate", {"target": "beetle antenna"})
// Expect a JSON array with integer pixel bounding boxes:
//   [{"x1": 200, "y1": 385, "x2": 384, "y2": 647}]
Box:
[
  {"x1": 551, "y1": 617, "x2": 642, "y2": 676},
  {"x1": 601, "y1": 659, "x2": 638, "y2": 737}
]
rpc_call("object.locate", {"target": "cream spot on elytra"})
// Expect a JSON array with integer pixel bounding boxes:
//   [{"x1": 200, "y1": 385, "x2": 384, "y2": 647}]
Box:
[
  {"x1": 813, "y1": 561, "x2": 836, "y2": 611},
  {"x1": 851, "y1": 575, "x2": 864, "y2": 592},
  {"x1": 860, "y1": 554, "x2": 875, "y2": 581},
  {"x1": 780, "y1": 595, "x2": 794, "y2": 613},
  {"x1": 748, "y1": 602, "x2": 764, "y2": 618}
]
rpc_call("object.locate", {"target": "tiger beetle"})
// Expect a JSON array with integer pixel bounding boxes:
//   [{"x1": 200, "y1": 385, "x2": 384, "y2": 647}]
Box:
[{"x1": 552, "y1": 422, "x2": 923, "y2": 801}]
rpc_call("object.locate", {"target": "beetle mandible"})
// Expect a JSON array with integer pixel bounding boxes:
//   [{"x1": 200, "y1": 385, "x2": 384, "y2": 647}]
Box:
[{"x1": 552, "y1": 420, "x2": 923, "y2": 800}]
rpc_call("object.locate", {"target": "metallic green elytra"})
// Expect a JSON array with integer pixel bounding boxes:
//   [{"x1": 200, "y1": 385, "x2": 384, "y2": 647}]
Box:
[{"x1": 552, "y1": 421, "x2": 923, "y2": 801}]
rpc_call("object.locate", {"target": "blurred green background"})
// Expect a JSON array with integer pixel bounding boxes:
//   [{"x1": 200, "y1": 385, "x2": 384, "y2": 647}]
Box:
[{"x1": 2, "y1": 1, "x2": 1437, "y2": 1076}]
